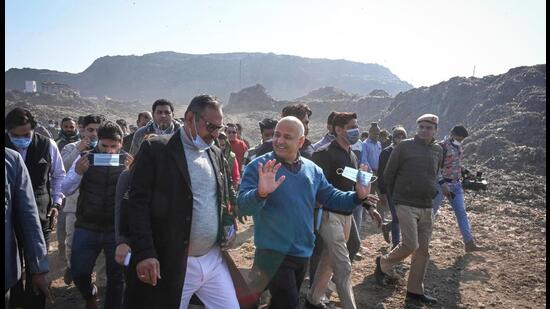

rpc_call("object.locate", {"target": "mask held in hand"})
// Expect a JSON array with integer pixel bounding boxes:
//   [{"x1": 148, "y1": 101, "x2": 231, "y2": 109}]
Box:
[{"x1": 337, "y1": 166, "x2": 377, "y2": 186}]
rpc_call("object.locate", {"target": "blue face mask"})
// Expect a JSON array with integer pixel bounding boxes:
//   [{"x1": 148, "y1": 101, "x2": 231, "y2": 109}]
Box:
[
  {"x1": 10, "y1": 136, "x2": 32, "y2": 149},
  {"x1": 346, "y1": 128, "x2": 360, "y2": 145},
  {"x1": 89, "y1": 139, "x2": 98, "y2": 148},
  {"x1": 192, "y1": 117, "x2": 214, "y2": 151}
]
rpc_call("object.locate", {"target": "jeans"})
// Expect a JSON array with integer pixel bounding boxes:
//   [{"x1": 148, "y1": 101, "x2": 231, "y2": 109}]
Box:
[
  {"x1": 71, "y1": 228, "x2": 124, "y2": 309},
  {"x1": 432, "y1": 182, "x2": 473, "y2": 243},
  {"x1": 387, "y1": 195, "x2": 401, "y2": 247}
]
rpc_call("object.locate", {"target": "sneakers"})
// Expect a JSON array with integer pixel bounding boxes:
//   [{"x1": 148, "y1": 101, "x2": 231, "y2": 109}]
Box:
[
  {"x1": 465, "y1": 240, "x2": 482, "y2": 252},
  {"x1": 374, "y1": 256, "x2": 386, "y2": 285},
  {"x1": 405, "y1": 291, "x2": 438, "y2": 305},
  {"x1": 63, "y1": 267, "x2": 73, "y2": 285},
  {"x1": 382, "y1": 222, "x2": 391, "y2": 244}
]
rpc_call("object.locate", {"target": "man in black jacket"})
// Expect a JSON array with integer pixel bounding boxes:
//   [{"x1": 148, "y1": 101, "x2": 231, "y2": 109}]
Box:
[
  {"x1": 375, "y1": 114, "x2": 443, "y2": 305},
  {"x1": 62, "y1": 121, "x2": 132, "y2": 309},
  {"x1": 307, "y1": 112, "x2": 381, "y2": 309},
  {"x1": 124, "y1": 95, "x2": 238, "y2": 309}
]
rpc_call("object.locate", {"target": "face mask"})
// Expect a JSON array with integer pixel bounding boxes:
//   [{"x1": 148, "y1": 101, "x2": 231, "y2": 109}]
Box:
[
  {"x1": 91, "y1": 153, "x2": 121, "y2": 166},
  {"x1": 192, "y1": 117, "x2": 214, "y2": 151},
  {"x1": 345, "y1": 128, "x2": 360, "y2": 144},
  {"x1": 89, "y1": 139, "x2": 98, "y2": 148},
  {"x1": 337, "y1": 166, "x2": 375, "y2": 186},
  {"x1": 10, "y1": 136, "x2": 32, "y2": 149},
  {"x1": 48, "y1": 124, "x2": 55, "y2": 128},
  {"x1": 451, "y1": 139, "x2": 462, "y2": 146}
]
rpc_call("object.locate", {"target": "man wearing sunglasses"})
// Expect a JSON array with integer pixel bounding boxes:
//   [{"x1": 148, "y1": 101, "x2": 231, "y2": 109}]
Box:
[
  {"x1": 375, "y1": 114, "x2": 443, "y2": 306},
  {"x1": 124, "y1": 95, "x2": 239, "y2": 309},
  {"x1": 129, "y1": 99, "x2": 182, "y2": 156}
]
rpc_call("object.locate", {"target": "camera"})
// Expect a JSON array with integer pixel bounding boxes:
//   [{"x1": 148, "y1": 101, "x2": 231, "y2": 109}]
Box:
[{"x1": 461, "y1": 171, "x2": 488, "y2": 191}]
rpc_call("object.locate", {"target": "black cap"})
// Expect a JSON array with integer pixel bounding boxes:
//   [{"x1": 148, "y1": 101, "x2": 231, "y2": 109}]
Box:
[
  {"x1": 259, "y1": 118, "x2": 278, "y2": 130},
  {"x1": 451, "y1": 125, "x2": 469, "y2": 138}
]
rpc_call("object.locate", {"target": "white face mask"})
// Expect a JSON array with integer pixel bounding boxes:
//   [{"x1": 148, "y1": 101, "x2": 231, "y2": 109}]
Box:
[
  {"x1": 452, "y1": 139, "x2": 462, "y2": 146},
  {"x1": 337, "y1": 166, "x2": 375, "y2": 186},
  {"x1": 192, "y1": 117, "x2": 214, "y2": 151}
]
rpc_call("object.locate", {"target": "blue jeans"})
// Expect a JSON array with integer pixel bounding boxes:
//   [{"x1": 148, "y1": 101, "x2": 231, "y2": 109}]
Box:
[
  {"x1": 432, "y1": 182, "x2": 474, "y2": 243},
  {"x1": 71, "y1": 228, "x2": 124, "y2": 309},
  {"x1": 387, "y1": 195, "x2": 400, "y2": 247}
]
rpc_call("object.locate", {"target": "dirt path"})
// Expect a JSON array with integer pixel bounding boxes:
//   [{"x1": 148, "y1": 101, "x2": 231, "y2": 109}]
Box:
[{"x1": 46, "y1": 193, "x2": 546, "y2": 308}]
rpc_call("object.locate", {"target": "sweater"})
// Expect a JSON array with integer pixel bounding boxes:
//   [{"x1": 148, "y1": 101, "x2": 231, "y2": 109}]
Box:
[{"x1": 237, "y1": 152, "x2": 361, "y2": 257}]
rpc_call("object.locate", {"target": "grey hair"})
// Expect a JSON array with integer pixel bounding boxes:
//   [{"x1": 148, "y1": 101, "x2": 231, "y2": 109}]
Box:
[{"x1": 277, "y1": 116, "x2": 305, "y2": 137}]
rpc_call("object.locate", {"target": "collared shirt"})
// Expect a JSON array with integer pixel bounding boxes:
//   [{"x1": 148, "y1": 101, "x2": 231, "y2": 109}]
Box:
[
  {"x1": 360, "y1": 137, "x2": 382, "y2": 171},
  {"x1": 312, "y1": 133, "x2": 335, "y2": 151},
  {"x1": 274, "y1": 152, "x2": 302, "y2": 173},
  {"x1": 15, "y1": 135, "x2": 66, "y2": 205}
]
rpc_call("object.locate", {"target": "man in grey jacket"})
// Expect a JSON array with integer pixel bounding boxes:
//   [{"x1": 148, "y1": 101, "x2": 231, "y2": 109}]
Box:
[
  {"x1": 375, "y1": 114, "x2": 443, "y2": 306},
  {"x1": 128, "y1": 99, "x2": 182, "y2": 156},
  {"x1": 5, "y1": 148, "x2": 52, "y2": 307}
]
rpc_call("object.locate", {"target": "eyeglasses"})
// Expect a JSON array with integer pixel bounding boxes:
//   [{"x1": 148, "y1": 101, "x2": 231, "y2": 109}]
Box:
[{"x1": 198, "y1": 114, "x2": 224, "y2": 132}]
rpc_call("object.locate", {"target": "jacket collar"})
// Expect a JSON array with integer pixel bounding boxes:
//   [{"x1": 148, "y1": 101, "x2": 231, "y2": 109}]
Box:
[{"x1": 167, "y1": 128, "x2": 222, "y2": 192}]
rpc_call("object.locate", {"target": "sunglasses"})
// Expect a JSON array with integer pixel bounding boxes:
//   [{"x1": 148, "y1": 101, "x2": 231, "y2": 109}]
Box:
[{"x1": 197, "y1": 114, "x2": 224, "y2": 132}]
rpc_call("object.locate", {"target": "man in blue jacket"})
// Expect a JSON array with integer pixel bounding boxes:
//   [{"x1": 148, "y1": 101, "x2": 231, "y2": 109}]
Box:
[
  {"x1": 5, "y1": 148, "x2": 52, "y2": 308},
  {"x1": 238, "y1": 116, "x2": 376, "y2": 309}
]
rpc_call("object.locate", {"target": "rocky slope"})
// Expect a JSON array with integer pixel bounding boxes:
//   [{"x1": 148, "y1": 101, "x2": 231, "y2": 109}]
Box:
[{"x1": 5, "y1": 52, "x2": 413, "y2": 104}]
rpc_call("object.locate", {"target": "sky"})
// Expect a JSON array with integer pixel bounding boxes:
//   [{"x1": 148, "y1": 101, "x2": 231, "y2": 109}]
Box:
[{"x1": 5, "y1": 0, "x2": 546, "y2": 87}]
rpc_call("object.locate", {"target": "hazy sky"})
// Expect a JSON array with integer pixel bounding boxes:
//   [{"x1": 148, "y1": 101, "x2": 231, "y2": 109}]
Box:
[{"x1": 6, "y1": 0, "x2": 546, "y2": 87}]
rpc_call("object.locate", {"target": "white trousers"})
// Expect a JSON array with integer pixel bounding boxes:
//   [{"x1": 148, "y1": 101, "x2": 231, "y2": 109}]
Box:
[{"x1": 179, "y1": 246, "x2": 239, "y2": 309}]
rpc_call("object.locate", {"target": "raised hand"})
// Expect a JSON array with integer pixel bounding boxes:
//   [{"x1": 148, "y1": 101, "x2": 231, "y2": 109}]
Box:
[{"x1": 257, "y1": 159, "x2": 286, "y2": 198}]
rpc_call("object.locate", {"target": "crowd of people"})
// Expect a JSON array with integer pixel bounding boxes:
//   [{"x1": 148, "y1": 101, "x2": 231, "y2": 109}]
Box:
[{"x1": 5, "y1": 95, "x2": 481, "y2": 309}]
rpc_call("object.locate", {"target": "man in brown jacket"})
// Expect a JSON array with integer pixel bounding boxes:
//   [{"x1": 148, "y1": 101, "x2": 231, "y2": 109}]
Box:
[{"x1": 375, "y1": 114, "x2": 443, "y2": 305}]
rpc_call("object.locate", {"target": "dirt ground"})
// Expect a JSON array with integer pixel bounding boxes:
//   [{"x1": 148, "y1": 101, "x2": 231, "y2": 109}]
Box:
[{"x1": 45, "y1": 191, "x2": 546, "y2": 308}]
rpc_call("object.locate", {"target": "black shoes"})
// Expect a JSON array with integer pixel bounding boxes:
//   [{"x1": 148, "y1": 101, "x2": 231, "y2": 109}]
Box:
[
  {"x1": 382, "y1": 222, "x2": 391, "y2": 244},
  {"x1": 374, "y1": 256, "x2": 386, "y2": 285},
  {"x1": 304, "y1": 299, "x2": 327, "y2": 309},
  {"x1": 405, "y1": 291, "x2": 438, "y2": 305}
]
